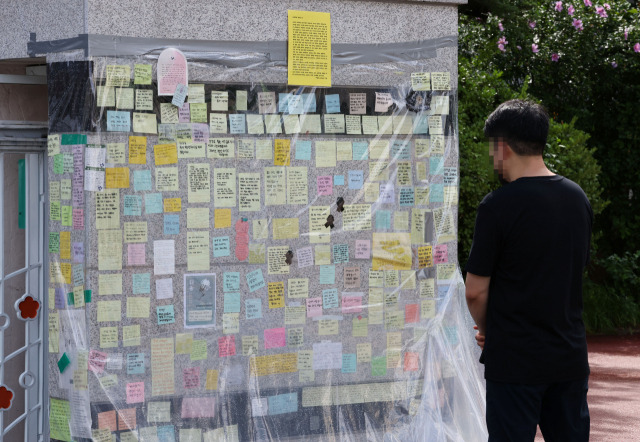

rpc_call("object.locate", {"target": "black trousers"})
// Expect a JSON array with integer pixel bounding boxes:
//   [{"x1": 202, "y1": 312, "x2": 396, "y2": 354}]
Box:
[{"x1": 486, "y1": 376, "x2": 590, "y2": 442}]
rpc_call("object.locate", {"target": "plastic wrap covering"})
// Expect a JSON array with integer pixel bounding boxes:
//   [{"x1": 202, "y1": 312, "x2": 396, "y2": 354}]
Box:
[{"x1": 45, "y1": 39, "x2": 487, "y2": 442}]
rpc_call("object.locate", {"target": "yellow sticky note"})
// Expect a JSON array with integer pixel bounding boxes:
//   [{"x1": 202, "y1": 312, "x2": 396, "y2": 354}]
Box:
[
  {"x1": 372, "y1": 233, "x2": 412, "y2": 270},
  {"x1": 190, "y1": 340, "x2": 207, "y2": 361},
  {"x1": 100, "y1": 327, "x2": 118, "y2": 348},
  {"x1": 60, "y1": 231, "x2": 71, "y2": 260},
  {"x1": 134, "y1": 64, "x2": 152, "y2": 85},
  {"x1": 97, "y1": 300, "x2": 121, "y2": 322},
  {"x1": 133, "y1": 112, "x2": 158, "y2": 134},
  {"x1": 176, "y1": 333, "x2": 194, "y2": 354},
  {"x1": 154, "y1": 143, "x2": 178, "y2": 165},
  {"x1": 214, "y1": 209, "x2": 231, "y2": 228},
  {"x1": 123, "y1": 325, "x2": 141, "y2": 347},
  {"x1": 287, "y1": 10, "x2": 332, "y2": 87},
  {"x1": 273, "y1": 218, "x2": 299, "y2": 240},
  {"x1": 127, "y1": 297, "x2": 150, "y2": 318},
  {"x1": 128, "y1": 136, "x2": 147, "y2": 164},
  {"x1": 105, "y1": 167, "x2": 130, "y2": 188},
  {"x1": 268, "y1": 282, "x2": 285, "y2": 308},
  {"x1": 205, "y1": 370, "x2": 219, "y2": 390},
  {"x1": 164, "y1": 198, "x2": 181, "y2": 212},
  {"x1": 274, "y1": 139, "x2": 291, "y2": 166},
  {"x1": 316, "y1": 141, "x2": 336, "y2": 168}
]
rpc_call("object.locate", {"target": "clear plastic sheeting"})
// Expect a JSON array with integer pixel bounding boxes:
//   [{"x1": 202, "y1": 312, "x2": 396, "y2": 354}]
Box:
[{"x1": 45, "y1": 43, "x2": 487, "y2": 442}]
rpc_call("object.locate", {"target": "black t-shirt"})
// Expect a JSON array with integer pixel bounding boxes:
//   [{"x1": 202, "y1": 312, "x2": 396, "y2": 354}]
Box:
[{"x1": 466, "y1": 175, "x2": 592, "y2": 383}]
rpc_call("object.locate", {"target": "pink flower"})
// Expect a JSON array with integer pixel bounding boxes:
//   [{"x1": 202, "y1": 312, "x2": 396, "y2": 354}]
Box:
[
  {"x1": 603, "y1": 3, "x2": 610, "y2": 9},
  {"x1": 568, "y1": 4, "x2": 575, "y2": 15},
  {"x1": 634, "y1": 43, "x2": 640, "y2": 53},
  {"x1": 573, "y1": 18, "x2": 584, "y2": 30},
  {"x1": 517, "y1": 45, "x2": 522, "y2": 50},
  {"x1": 624, "y1": 28, "x2": 629, "y2": 40},
  {"x1": 555, "y1": 1, "x2": 563, "y2": 11},
  {"x1": 498, "y1": 44, "x2": 506, "y2": 52},
  {"x1": 529, "y1": 21, "x2": 537, "y2": 29},
  {"x1": 611, "y1": 61, "x2": 617, "y2": 68},
  {"x1": 596, "y1": 6, "x2": 607, "y2": 17},
  {"x1": 584, "y1": 0, "x2": 592, "y2": 6},
  {"x1": 532, "y1": 43, "x2": 540, "y2": 53},
  {"x1": 497, "y1": 36, "x2": 508, "y2": 52},
  {"x1": 499, "y1": 22, "x2": 504, "y2": 31},
  {"x1": 551, "y1": 53, "x2": 560, "y2": 61}
]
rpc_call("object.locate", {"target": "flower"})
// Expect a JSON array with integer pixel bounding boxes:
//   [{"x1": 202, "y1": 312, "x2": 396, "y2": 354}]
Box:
[
  {"x1": 603, "y1": 3, "x2": 610, "y2": 9},
  {"x1": 635, "y1": 43, "x2": 640, "y2": 53},
  {"x1": 584, "y1": 0, "x2": 592, "y2": 6},
  {"x1": 568, "y1": 4, "x2": 575, "y2": 15},
  {"x1": 611, "y1": 61, "x2": 618, "y2": 68},
  {"x1": 532, "y1": 43, "x2": 540, "y2": 53},
  {"x1": 498, "y1": 44, "x2": 506, "y2": 52},
  {"x1": 573, "y1": 18, "x2": 584, "y2": 30},
  {"x1": 517, "y1": 45, "x2": 522, "y2": 50},
  {"x1": 596, "y1": 6, "x2": 607, "y2": 17},
  {"x1": 624, "y1": 28, "x2": 629, "y2": 40},
  {"x1": 17, "y1": 296, "x2": 40, "y2": 320},
  {"x1": 529, "y1": 21, "x2": 537, "y2": 29},
  {"x1": 498, "y1": 22, "x2": 504, "y2": 31},
  {"x1": 555, "y1": 1, "x2": 563, "y2": 11},
  {"x1": 551, "y1": 53, "x2": 560, "y2": 61},
  {"x1": 497, "y1": 36, "x2": 508, "y2": 52}
]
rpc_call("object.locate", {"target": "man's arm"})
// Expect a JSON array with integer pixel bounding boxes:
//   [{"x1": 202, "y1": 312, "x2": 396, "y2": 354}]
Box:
[{"x1": 465, "y1": 272, "x2": 490, "y2": 348}]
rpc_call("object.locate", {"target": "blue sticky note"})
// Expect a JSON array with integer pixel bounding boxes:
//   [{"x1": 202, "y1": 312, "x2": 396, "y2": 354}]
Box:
[
  {"x1": 124, "y1": 195, "x2": 142, "y2": 216},
  {"x1": 107, "y1": 110, "x2": 131, "y2": 132},
  {"x1": 325, "y1": 94, "x2": 341, "y2": 113},
  {"x1": 245, "y1": 298, "x2": 262, "y2": 319},
  {"x1": 246, "y1": 269, "x2": 265, "y2": 292},
  {"x1": 348, "y1": 170, "x2": 364, "y2": 190},
  {"x1": 438, "y1": 284, "x2": 450, "y2": 298},
  {"x1": 171, "y1": 84, "x2": 188, "y2": 107},
  {"x1": 224, "y1": 292, "x2": 241, "y2": 313},
  {"x1": 132, "y1": 273, "x2": 151, "y2": 294},
  {"x1": 430, "y1": 184, "x2": 444, "y2": 203},
  {"x1": 392, "y1": 140, "x2": 411, "y2": 160},
  {"x1": 376, "y1": 210, "x2": 392, "y2": 230},
  {"x1": 145, "y1": 193, "x2": 163, "y2": 214},
  {"x1": 333, "y1": 244, "x2": 349, "y2": 264},
  {"x1": 322, "y1": 288, "x2": 339, "y2": 309},
  {"x1": 164, "y1": 214, "x2": 180, "y2": 235},
  {"x1": 319, "y1": 265, "x2": 336, "y2": 285},
  {"x1": 287, "y1": 94, "x2": 304, "y2": 114},
  {"x1": 157, "y1": 425, "x2": 176, "y2": 442},
  {"x1": 133, "y1": 170, "x2": 152, "y2": 191},
  {"x1": 352, "y1": 142, "x2": 369, "y2": 160},
  {"x1": 223, "y1": 272, "x2": 240, "y2": 292},
  {"x1": 334, "y1": 175, "x2": 344, "y2": 186},
  {"x1": 213, "y1": 236, "x2": 230, "y2": 257},
  {"x1": 430, "y1": 156, "x2": 444, "y2": 175},
  {"x1": 399, "y1": 187, "x2": 415, "y2": 206},
  {"x1": 229, "y1": 114, "x2": 246, "y2": 134},
  {"x1": 302, "y1": 93, "x2": 317, "y2": 113},
  {"x1": 295, "y1": 141, "x2": 312, "y2": 161},
  {"x1": 268, "y1": 392, "x2": 298, "y2": 415},
  {"x1": 414, "y1": 114, "x2": 429, "y2": 134},
  {"x1": 126, "y1": 353, "x2": 145, "y2": 375},
  {"x1": 342, "y1": 354, "x2": 357, "y2": 373},
  {"x1": 157, "y1": 305, "x2": 175, "y2": 325},
  {"x1": 278, "y1": 93, "x2": 292, "y2": 113},
  {"x1": 444, "y1": 325, "x2": 459, "y2": 345}
]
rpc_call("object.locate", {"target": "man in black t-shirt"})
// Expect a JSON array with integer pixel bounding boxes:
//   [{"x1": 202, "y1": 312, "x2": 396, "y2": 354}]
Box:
[{"x1": 465, "y1": 100, "x2": 592, "y2": 441}]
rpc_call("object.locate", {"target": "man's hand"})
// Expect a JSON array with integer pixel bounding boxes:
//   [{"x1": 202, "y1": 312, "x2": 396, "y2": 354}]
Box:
[{"x1": 473, "y1": 325, "x2": 485, "y2": 350}]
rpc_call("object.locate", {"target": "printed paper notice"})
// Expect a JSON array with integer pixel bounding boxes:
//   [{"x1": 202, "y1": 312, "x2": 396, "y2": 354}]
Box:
[{"x1": 287, "y1": 10, "x2": 332, "y2": 87}]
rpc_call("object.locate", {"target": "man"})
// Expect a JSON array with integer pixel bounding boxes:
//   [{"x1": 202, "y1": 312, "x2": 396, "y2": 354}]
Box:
[{"x1": 465, "y1": 100, "x2": 592, "y2": 441}]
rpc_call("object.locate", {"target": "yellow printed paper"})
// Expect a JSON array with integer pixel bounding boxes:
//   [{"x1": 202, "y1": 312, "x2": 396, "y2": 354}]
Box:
[{"x1": 287, "y1": 10, "x2": 332, "y2": 87}]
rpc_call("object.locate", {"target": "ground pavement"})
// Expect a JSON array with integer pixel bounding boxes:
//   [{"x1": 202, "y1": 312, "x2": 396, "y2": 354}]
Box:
[{"x1": 535, "y1": 334, "x2": 640, "y2": 441}]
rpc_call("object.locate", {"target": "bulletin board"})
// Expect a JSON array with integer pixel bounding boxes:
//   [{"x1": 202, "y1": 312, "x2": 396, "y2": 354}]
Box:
[{"x1": 45, "y1": 37, "x2": 485, "y2": 442}]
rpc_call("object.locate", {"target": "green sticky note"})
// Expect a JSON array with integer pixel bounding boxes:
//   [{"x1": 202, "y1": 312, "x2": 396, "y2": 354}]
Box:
[
  {"x1": 49, "y1": 233, "x2": 60, "y2": 253},
  {"x1": 134, "y1": 64, "x2": 152, "y2": 85},
  {"x1": 61, "y1": 134, "x2": 87, "y2": 145},
  {"x1": 57, "y1": 353, "x2": 71, "y2": 373},
  {"x1": 50, "y1": 398, "x2": 72, "y2": 441},
  {"x1": 61, "y1": 206, "x2": 72, "y2": 227},
  {"x1": 371, "y1": 356, "x2": 387, "y2": 376},
  {"x1": 53, "y1": 154, "x2": 64, "y2": 174},
  {"x1": 67, "y1": 292, "x2": 74, "y2": 306},
  {"x1": 84, "y1": 290, "x2": 92, "y2": 304}
]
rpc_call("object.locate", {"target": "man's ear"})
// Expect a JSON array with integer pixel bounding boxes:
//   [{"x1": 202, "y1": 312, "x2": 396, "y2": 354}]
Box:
[{"x1": 502, "y1": 141, "x2": 515, "y2": 160}]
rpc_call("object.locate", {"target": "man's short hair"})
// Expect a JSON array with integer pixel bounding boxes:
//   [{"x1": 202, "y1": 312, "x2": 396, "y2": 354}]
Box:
[{"x1": 483, "y1": 99, "x2": 549, "y2": 156}]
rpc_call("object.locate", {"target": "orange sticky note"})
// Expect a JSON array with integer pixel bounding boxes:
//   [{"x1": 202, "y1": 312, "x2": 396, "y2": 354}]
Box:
[
  {"x1": 404, "y1": 352, "x2": 419, "y2": 372},
  {"x1": 405, "y1": 303, "x2": 420, "y2": 323},
  {"x1": 164, "y1": 198, "x2": 182, "y2": 212},
  {"x1": 214, "y1": 209, "x2": 232, "y2": 228},
  {"x1": 98, "y1": 410, "x2": 117, "y2": 432},
  {"x1": 105, "y1": 167, "x2": 130, "y2": 188},
  {"x1": 128, "y1": 136, "x2": 147, "y2": 164},
  {"x1": 117, "y1": 407, "x2": 137, "y2": 431},
  {"x1": 154, "y1": 143, "x2": 178, "y2": 165}
]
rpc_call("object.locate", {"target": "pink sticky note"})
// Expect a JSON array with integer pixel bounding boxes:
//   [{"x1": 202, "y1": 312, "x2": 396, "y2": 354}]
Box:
[
  {"x1": 235, "y1": 220, "x2": 249, "y2": 261},
  {"x1": 317, "y1": 176, "x2": 333, "y2": 196},
  {"x1": 405, "y1": 304, "x2": 420, "y2": 323},
  {"x1": 355, "y1": 240, "x2": 370, "y2": 259},
  {"x1": 128, "y1": 243, "x2": 146, "y2": 266},
  {"x1": 183, "y1": 367, "x2": 200, "y2": 389},
  {"x1": 218, "y1": 335, "x2": 236, "y2": 357},
  {"x1": 307, "y1": 297, "x2": 323, "y2": 317},
  {"x1": 126, "y1": 382, "x2": 145, "y2": 404},
  {"x1": 72, "y1": 208, "x2": 84, "y2": 230},
  {"x1": 158, "y1": 48, "x2": 188, "y2": 96},
  {"x1": 88, "y1": 349, "x2": 107, "y2": 374},
  {"x1": 178, "y1": 103, "x2": 190, "y2": 123},
  {"x1": 434, "y1": 244, "x2": 448, "y2": 264},
  {"x1": 181, "y1": 397, "x2": 216, "y2": 418},
  {"x1": 342, "y1": 295, "x2": 363, "y2": 314},
  {"x1": 264, "y1": 328, "x2": 286, "y2": 349}
]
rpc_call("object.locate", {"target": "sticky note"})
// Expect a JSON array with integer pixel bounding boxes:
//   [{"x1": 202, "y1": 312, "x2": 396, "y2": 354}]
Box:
[
  {"x1": 157, "y1": 305, "x2": 175, "y2": 325},
  {"x1": 325, "y1": 94, "x2": 340, "y2": 113}
]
